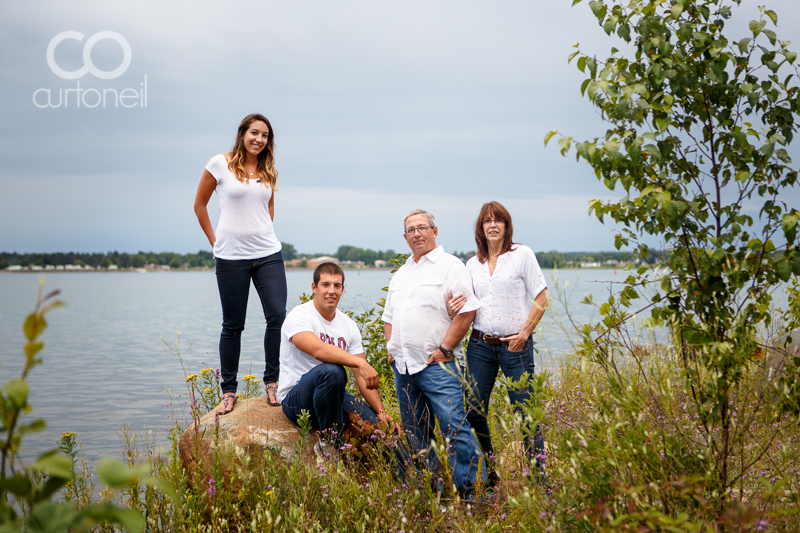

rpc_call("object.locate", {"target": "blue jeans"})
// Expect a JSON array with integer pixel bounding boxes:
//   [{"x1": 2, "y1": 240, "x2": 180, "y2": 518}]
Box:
[
  {"x1": 216, "y1": 252, "x2": 287, "y2": 393},
  {"x1": 281, "y1": 363, "x2": 378, "y2": 443},
  {"x1": 465, "y1": 335, "x2": 545, "y2": 468},
  {"x1": 393, "y1": 359, "x2": 486, "y2": 492}
]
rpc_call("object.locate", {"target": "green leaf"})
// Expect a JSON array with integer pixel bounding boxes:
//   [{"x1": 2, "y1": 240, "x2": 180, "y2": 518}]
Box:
[
  {"x1": 96, "y1": 458, "x2": 147, "y2": 489},
  {"x1": 577, "y1": 56, "x2": 587, "y2": 72},
  {"x1": 25, "y1": 342, "x2": 44, "y2": 360},
  {"x1": 23, "y1": 314, "x2": 46, "y2": 342},
  {"x1": 544, "y1": 129, "x2": 558, "y2": 147},
  {"x1": 32, "y1": 452, "x2": 75, "y2": 480},
  {"x1": 142, "y1": 476, "x2": 179, "y2": 502},
  {"x1": 785, "y1": 50, "x2": 797, "y2": 64},
  {"x1": 738, "y1": 38, "x2": 751, "y2": 53},
  {"x1": 764, "y1": 9, "x2": 778, "y2": 26},
  {"x1": 558, "y1": 136, "x2": 573, "y2": 156},
  {"x1": 763, "y1": 29, "x2": 777, "y2": 45},
  {"x1": 27, "y1": 501, "x2": 76, "y2": 533},
  {"x1": 749, "y1": 20, "x2": 766, "y2": 37},
  {"x1": 4, "y1": 380, "x2": 28, "y2": 408},
  {"x1": 778, "y1": 260, "x2": 792, "y2": 281},
  {"x1": 735, "y1": 170, "x2": 751, "y2": 182},
  {"x1": 18, "y1": 418, "x2": 46, "y2": 436},
  {"x1": 79, "y1": 504, "x2": 144, "y2": 533},
  {"x1": 0, "y1": 473, "x2": 32, "y2": 497}
]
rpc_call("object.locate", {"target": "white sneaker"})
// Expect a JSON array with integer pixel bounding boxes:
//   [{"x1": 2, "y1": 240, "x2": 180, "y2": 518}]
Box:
[{"x1": 313, "y1": 439, "x2": 340, "y2": 462}]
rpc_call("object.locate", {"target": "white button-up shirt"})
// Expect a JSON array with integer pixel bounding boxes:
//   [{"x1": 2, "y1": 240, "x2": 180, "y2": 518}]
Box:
[
  {"x1": 382, "y1": 246, "x2": 480, "y2": 375},
  {"x1": 467, "y1": 244, "x2": 547, "y2": 337}
]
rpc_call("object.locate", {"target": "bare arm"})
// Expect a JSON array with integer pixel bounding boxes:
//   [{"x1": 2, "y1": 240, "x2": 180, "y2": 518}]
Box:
[
  {"x1": 268, "y1": 190, "x2": 275, "y2": 221},
  {"x1": 427, "y1": 310, "x2": 475, "y2": 364},
  {"x1": 193, "y1": 169, "x2": 217, "y2": 249},
  {"x1": 383, "y1": 323, "x2": 394, "y2": 364},
  {"x1": 291, "y1": 331, "x2": 379, "y2": 389},
  {"x1": 501, "y1": 288, "x2": 550, "y2": 352},
  {"x1": 351, "y1": 357, "x2": 400, "y2": 432}
]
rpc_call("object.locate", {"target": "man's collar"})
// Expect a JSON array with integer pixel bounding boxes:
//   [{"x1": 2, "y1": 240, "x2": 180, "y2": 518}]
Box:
[{"x1": 410, "y1": 245, "x2": 444, "y2": 264}]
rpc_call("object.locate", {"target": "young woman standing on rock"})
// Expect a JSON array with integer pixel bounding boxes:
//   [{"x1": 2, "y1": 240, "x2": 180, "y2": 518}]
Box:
[{"x1": 194, "y1": 113, "x2": 287, "y2": 413}]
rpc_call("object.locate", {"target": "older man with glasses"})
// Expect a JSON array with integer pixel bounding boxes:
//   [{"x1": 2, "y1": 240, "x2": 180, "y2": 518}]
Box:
[{"x1": 382, "y1": 209, "x2": 486, "y2": 496}]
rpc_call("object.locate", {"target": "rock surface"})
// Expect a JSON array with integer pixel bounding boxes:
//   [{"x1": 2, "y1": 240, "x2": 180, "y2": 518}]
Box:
[{"x1": 178, "y1": 396, "x2": 318, "y2": 485}]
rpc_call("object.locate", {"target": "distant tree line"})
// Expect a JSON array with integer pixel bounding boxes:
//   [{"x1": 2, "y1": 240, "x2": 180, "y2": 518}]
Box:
[{"x1": 0, "y1": 245, "x2": 658, "y2": 270}]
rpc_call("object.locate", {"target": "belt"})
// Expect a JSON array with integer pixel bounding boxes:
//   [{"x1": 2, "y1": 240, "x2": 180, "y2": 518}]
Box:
[{"x1": 471, "y1": 329, "x2": 510, "y2": 346}]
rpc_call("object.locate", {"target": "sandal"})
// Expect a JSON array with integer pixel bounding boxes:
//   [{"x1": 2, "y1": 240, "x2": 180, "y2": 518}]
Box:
[
  {"x1": 265, "y1": 383, "x2": 280, "y2": 407},
  {"x1": 216, "y1": 392, "x2": 237, "y2": 415}
]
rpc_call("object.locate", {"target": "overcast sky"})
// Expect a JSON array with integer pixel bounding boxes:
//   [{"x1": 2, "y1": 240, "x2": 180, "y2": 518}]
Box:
[{"x1": 1, "y1": 0, "x2": 798, "y2": 255}]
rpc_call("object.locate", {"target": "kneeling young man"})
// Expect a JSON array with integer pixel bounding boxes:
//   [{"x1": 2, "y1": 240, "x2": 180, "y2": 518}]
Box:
[{"x1": 278, "y1": 262, "x2": 397, "y2": 457}]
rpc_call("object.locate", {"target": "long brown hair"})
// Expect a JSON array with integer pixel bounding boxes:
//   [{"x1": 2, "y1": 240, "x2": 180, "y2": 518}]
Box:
[
  {"x1": 227, "y1": 113, "x2": 278, "y2": 189},
  {"x1": 474, "y1": 201, "x2": 515, "y2": 263}
]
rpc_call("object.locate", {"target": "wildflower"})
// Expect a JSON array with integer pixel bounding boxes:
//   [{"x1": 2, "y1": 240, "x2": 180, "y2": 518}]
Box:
[
  {"x1": 214, "y1": 369, "x2": 221, "y2": 379},
  {"x1": 60, "y1": 432, "x2": 77, "y2": 439},
  {"x1": 201, "y1": 367, "x2": 213, "y2": 373},
  {"x1": 186, "y1": 374, "x2": 198, "y2": 382},
  {"x1": 208, "y1": 477, "x2": 216, "y2": 498},
  {"x1": 243, "y1": 374, "x2": 256, "y2": 380},
  {"x1": 265, "y1": 490, "x2": 273, "y2": 496},
  {"x1": 204, "y1": 387, "x2": 210, "y2": 392}
]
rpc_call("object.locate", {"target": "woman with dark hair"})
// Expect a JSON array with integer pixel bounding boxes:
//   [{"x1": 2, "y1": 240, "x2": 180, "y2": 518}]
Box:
[
  {"x1": 448, "y1": 201, "x2": 549, "y2": 482},
  {"x1": 194, "y1": 113, "x2": 287, "y2": 413}
]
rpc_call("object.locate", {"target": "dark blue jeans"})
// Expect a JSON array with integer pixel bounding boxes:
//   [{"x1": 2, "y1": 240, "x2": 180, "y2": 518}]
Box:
[
  {"x1": 465, "y1": 335, "x2": 545, "y2": 468},
  {"x1": 215, "y1": 251, "x2": 287, "y2": 393},
  {"x1": 393, "y1": 359, "x2": 486, "y2": 492},
  {"x1": 281, "y1": 363, "x2": 378, "y2": 443}
]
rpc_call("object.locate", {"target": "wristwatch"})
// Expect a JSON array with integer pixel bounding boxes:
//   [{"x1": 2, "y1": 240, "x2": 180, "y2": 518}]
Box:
[{"x1": 438, "y1": 345, "x2": 454, "y2": 358}]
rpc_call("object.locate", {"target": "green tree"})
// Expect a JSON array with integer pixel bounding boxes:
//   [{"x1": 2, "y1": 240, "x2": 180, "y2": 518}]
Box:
[
  {"x1": 281, "y1": 242, "x2": 297, "y2": 261},
  {"x1": 99, "y1": 257, "x2": 110, "y2": 269},
  {"x1": 168, "y1": 256, "x2": 181, "y2": 269},
  {"x1": 550, "y1": 0, "x2": 800, "y2": 497}
]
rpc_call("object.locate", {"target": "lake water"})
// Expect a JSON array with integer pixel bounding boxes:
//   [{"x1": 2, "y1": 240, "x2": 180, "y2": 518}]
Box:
[{"x1": 0, "y1": 268, "x2": 790, "y2": 463}]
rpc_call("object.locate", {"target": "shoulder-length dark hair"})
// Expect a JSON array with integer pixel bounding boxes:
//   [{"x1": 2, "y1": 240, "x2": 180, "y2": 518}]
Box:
[
  {"x1": 227, "y1": 113, "x2": 278, "y2": 189},
  {"x1": 474, "y1": 201, "x2": 515, "y2": 263}
]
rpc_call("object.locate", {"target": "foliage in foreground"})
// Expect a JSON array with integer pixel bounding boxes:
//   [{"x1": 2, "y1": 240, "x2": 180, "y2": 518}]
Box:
[
  {"x1": 0, "y1": 280, "x2": 175, "y2": 533},
  {"x1": 549, "y1": 0, "x2": 800, "y2": 501}
]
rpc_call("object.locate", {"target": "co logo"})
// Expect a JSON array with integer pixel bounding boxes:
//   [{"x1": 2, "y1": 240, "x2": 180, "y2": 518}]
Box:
[{"x1": 46, "y1": 31, "x2": 131, "y2": 80}]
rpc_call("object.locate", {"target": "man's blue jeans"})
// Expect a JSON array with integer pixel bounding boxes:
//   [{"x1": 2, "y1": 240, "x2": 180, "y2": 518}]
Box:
[
  {"x1": 464, "y1": 335, "x2": 545, "y2": 469},
  {"x1": 393, "y1": 359, "x2": 486, "y2": 492},
  {"x1": 282, "y1": 363, "x2": 378, "y2": 443},
  {"x1": 215, "y1": 252, "x2": 287, "y2": 393}
]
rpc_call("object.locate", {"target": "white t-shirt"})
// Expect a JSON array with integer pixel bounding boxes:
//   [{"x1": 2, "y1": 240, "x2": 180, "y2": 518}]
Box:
[
  {"x1": 382, "y1": 246, "x2": 480, "y2": 374},
  {"x1": 277, "y1": 300, "x2": 364, "y2": 402},
  {"x1": 205, "y1": 154, "x2": 282, "y2": 260},
  {"x1": 467, "y1": 244, "x2": 547, "y2": 336}
]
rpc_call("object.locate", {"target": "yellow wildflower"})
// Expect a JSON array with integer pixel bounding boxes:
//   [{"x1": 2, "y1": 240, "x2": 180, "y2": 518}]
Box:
[
  {"x1": 265, "y1": 490, "x2": 274, "y2": 496},
  {"x1": 204, "y1": 387, "x2": 210, "y2": 392},
  {"x1": 201, "y1": 367, "x2": 213, "y2": 373},
  {"x1": 186, "y1": 374, "x2": 198, "y2": 382},
  {"x1": 61, "y1": 432, "x2": 77, "y2": 439}
]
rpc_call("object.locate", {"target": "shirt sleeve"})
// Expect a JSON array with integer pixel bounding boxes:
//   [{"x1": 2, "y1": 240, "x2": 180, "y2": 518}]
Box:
[
  {"x1": 283, "y1": 305, "x2": 314, "y2": 340},
  {"x1": 448, "y1": 261, "x2": 481, "y2": 315},
  {"x1": 347, "y1": 320, "x2": 365, "y2": 355},
  {"x1": 204, "y1": 154, "x2": 226, "y2": 183},
  {"x1": 381, "y1": 274, "x2": 399, "y2": 324},
  {"x1": 519, "y1": 246, "x2": 547, "y2": 301}
]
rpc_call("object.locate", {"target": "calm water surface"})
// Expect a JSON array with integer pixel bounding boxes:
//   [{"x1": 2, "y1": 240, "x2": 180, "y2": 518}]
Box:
[{"x1": 0, "y1": 268, "x2": 789, "y2": 462}]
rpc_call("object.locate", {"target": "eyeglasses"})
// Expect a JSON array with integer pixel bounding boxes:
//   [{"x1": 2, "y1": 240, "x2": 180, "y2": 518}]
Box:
[
  {"x1": 482, "y1": 218, "x2": 505, "y2": 226},
  {"x1": 405, "y1": 225, "x2": 434, "y2": 235}
]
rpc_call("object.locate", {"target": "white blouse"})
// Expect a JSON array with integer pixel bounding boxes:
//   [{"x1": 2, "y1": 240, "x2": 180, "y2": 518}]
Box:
[{"x1": 467, "y1": 244, "x2": 547, "y2": 336}]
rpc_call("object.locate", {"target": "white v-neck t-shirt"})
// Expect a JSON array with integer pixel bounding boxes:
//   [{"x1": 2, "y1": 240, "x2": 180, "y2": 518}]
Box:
[
  {"x1": 466, "y1": 244, "x2": 547, "y2": 337},
  {"x1": 205, "y1": 154, "x2": 282, "y2": 260}
]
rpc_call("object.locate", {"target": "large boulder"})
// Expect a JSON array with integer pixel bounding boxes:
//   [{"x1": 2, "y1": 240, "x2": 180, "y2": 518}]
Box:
[
  {"x1": 758, "y1": 328, "x2": 800, "y2": 398},
  {"x1": 178, "y1": 396, "x2": 318, "y2": 486}
]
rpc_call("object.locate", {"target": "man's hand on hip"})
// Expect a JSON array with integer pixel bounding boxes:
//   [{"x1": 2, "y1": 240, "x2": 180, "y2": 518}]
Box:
[{"x1": 426, "y1": 348, "x2": 453, "y2": 365}]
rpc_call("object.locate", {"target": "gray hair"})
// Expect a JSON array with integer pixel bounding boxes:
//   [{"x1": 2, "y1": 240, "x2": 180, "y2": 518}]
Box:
[{"x1": 404, "y1": 209, "x2": 436, "y2": 232}]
